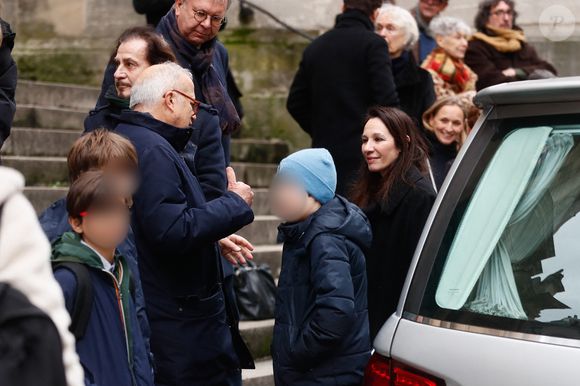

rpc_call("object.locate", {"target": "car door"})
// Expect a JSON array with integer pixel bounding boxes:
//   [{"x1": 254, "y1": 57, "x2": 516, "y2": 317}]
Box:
[{"x1": 386, "y1": 112, "x2": 580, "y2": 385}]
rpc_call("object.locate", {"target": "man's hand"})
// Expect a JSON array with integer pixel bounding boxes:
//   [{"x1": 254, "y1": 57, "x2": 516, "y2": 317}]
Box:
[
  {"x1": 219, "y1": 234, "x2": 255, "y2": 265},
  {"x1": 227, "y1": 166, "x2": 254, "y2": 206},
  {"x1": 502, "y1": 68, "x2": 517, "y2": 77}
]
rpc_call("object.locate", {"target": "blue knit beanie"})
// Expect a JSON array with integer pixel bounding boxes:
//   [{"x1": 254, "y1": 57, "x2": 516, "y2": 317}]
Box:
[{"x1": 277, "y1": 148, "x2": 337, "y2": 204}]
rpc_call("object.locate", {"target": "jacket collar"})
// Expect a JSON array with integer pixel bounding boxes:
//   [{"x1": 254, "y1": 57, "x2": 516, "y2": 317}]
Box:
[
  {"x1": 51, "y1": 232, "x2": 123, "y2": 272},
  {"x1": 393, "y1": 51, "x2": 421, "y2": 87},
  {"x1": 277, "y1": 213, "x2": 315, "y2": 245},
  {"x1": 335, "y1": 9, "x2": 375, "y2": 31},
  {"x1": 277, "y1": 196, "x2": 372, "y2": 249},
  {"x1": 104, "y1": 85, "x2": 130, "y2": 110},
  {"x1": 426, "y1": 130, "x2": 458, "y2": 158},
  {"x1": 119, "y1": 110, "x2": 193, "y2": 152}
]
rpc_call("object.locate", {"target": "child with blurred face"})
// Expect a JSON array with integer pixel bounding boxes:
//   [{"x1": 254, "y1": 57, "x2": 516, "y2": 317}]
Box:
[
  {"x1": 270, "y1": 174, "x2": 321, "y2": 224},
  {"x1": 270, "y1": 148, "x2": 372, "y2": 385},
  {"x1": 51, "y1": 170, "x2": 153, "y2": 386},
  {"x1": 67, "y1": 172, "x2": 133, "y2": 262}
]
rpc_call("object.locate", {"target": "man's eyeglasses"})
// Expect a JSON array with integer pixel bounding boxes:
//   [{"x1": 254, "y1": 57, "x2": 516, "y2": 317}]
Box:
[
  {"x1": 192, "y1": 8, "x2": 227, "y2": 28},
  {"x1": 491, "y1": 9, "x2": 514, "y2": 17},
  {"x1": 171, "y1": 89, "x2": 201, "y2": 115}
]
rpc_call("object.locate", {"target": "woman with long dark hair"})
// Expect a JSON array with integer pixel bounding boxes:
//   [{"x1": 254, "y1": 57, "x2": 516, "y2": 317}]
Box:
[{"x1": 350, "y1": 106, "x2": 436, "y2": 340}]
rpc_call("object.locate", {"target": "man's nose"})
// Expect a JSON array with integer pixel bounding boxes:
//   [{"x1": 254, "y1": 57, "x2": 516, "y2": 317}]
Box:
[
  {"x1": 114, "y1": 67, "x2": 125, "y2": 79},
  {"x1": 201, "y1": 15, "x2": 212, "y2": 29}
]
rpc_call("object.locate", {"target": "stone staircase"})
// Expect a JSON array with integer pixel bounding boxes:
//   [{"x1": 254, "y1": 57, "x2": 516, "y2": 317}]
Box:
[{"x1": 1, "y1": 80, "x2": 284, "y2": 385}]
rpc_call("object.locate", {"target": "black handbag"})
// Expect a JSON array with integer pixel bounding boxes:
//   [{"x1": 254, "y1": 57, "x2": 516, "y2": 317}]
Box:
[{"x1": 233, "y1": 261, "x2": 277, "y2": 321}]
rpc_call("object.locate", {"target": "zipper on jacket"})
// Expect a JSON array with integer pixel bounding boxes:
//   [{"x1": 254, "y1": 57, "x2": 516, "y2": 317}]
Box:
[{"x1": 103, "y1": 266, "x2": 136, "y2": 385}]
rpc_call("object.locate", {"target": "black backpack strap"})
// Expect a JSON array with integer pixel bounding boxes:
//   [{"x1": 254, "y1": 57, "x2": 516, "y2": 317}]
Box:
[{"x1": 52, "y1": 262, "x2": 94, "y2": 341}]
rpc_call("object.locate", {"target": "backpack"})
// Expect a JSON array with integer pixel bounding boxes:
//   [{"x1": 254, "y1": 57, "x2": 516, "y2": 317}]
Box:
[
  {"x1": 0, "y1": 204, "x2": 67, "y2": 386},
  {"x1": 52, "y1": 261, "x2": 137, "y2": 341}
]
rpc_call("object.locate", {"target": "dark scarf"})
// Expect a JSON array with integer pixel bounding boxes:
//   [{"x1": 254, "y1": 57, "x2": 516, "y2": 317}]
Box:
[
  {"x1": 104, "y1": 85, "x2": 130, "y2": 110},
  {"x1": 157, "y1": 8, "x2": 241, "y2": 134},
  {"x1": 392, "y1": 50, "x2": 411, "y2": 77}
]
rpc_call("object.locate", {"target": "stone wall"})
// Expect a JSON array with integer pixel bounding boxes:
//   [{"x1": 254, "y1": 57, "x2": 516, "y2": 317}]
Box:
[{"x1": 2, "y1": 0, "x2": 580, "y2": 148}]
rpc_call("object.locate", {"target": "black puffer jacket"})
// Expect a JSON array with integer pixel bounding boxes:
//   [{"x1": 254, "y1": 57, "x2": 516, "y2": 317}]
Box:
[
  {"x1": 0, "y1": 19, "x2": 17, "y2": 151},
  {"x1": 273, "y1": 196, "x2": 372, "y2": 386}
]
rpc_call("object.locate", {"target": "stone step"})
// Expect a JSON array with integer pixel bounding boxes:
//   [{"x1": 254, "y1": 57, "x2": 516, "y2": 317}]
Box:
[
  {"x1": 23, "y1": 187, "x2": 274, "y2": 216},
  {"x1": 239, "y1": 319, "x2": 274, "y2": 361},
  {"x1": 239, "y1": 215, "x2": 280, "y2": 246},
  {"x1": 13, "y1": 105, "x2": 87, "y2": 130},
  {"x1": 24, "y1": 187, "x2": 68, "y2": 214},
  {"x1": 250, "y1": 245, "x2": 282, "y2": 279},
  {"x1": 16, "y1": 80, "x2": 99, "y2": 111},
  {"x1": 2, "y1": 127, "x2": 289, "y2": 163},
  {"x1": 2, "y1": 127, "x2": 82, "y2": 157},
  {"x1": 242, "y1": 359, "x2": 274, "y2": 386},
  {"x1": 230, "y1": 139, "x2": 289, "y2": 164},
  {"x1": 3, "y1": 156, "x2": 277, "y2": 188}
]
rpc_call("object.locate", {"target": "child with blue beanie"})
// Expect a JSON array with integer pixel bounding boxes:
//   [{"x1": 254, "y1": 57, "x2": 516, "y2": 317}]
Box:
[{"x1": 270, "y1": 148, "x2": 372, "y2": 386}]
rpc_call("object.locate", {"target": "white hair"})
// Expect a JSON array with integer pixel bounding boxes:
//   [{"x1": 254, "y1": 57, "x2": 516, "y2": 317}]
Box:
[
  {"x1": 430, "y1": 16, "x2": 472, "y2": 37},
  {"x1": 377, "y1": 4, "x2": 420, "y2": 49},
  {"x1": 129, "y1": 62, "x2": 193, "y2": 109}
]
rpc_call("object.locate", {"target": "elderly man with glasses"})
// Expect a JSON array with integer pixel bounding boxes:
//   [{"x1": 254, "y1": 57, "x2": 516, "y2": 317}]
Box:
[
  {"x1": 115, "y1": 62, "x2": 255, "y2": 386},
  {"x1": 410, "y1": 0, "x2": 449, "y2": 62},
  {"x1": 95, "y1": 0, "x2": 240, "y2": 161},
  {"x1": 465, "y1": 0, "x2": 557, "y2": 90},
  {"x1": 157, "y1": 0, "x2": 240, "y2": 159}
]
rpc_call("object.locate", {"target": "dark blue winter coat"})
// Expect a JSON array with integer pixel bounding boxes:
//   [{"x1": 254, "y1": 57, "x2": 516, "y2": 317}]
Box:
[
  {"x1": 273, "y1": 196, "x2": 372, "y2": 386},
  {"x1": 93, "y1": 39, "x2": 233, "y2": 162},
  {"x1": 38, "y1": 198, "x2": 152, "y2": 359},
  {"x1": 115, "y1": 110, "x2": 254, "y2": 385},
  {"x1": 52, "y1": 232, "x2": 154, "y2": 386},
  {"x1": 83, "y1": 89, "x2": 227, "y2": 202}
]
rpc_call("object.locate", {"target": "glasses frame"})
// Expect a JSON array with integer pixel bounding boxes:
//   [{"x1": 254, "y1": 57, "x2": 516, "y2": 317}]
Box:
[
  {"x1": 491, "y1": 9, "x2": 514, "y2": 17},
  {"x1": 171, "y1": 89, "x2": 201, "y2": 115},
  {"x1": 191, "y1": 8, "x2": 227, "y2": 28}
]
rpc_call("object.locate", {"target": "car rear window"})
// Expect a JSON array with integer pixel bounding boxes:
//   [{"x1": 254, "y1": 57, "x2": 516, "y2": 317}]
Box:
[{"x1": 417, "y1": 122, "x2": 580, "y2": 341}]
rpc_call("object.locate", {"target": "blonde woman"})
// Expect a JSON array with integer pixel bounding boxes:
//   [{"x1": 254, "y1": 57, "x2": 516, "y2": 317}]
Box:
[{"x1": 422, "y1": 96, "x2": 469, "y2": 189}]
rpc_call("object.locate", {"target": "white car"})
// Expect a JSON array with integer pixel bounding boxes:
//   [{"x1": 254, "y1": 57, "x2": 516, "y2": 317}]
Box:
[{"x1": 364, "y1": 77, "x2": 580, "y2": 386}]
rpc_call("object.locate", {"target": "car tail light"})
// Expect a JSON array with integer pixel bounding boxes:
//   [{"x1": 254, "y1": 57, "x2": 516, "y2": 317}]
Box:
[{"x1": 364, "y1": 353, "x2": 445, "y2": 386}]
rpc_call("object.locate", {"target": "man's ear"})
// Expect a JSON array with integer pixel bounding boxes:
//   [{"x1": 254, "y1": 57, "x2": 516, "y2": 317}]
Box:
[
  {"x1": 174, "y1": 0, "x2": 184, "y2": 16},
  {"x1": 370, "y1": 9, "x2": 380, "y2": 23},
  {"x1": 68, "y1": 216, "x2": 84, "y2": 235},
  {"x1": 164, "y1": 91, "x2": 177, "y2": 113}
]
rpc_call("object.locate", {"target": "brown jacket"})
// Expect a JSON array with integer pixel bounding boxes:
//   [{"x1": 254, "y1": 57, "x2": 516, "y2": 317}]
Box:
[{"x1": 465, "y1": 30, "x2": 557, "y2": 91}]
